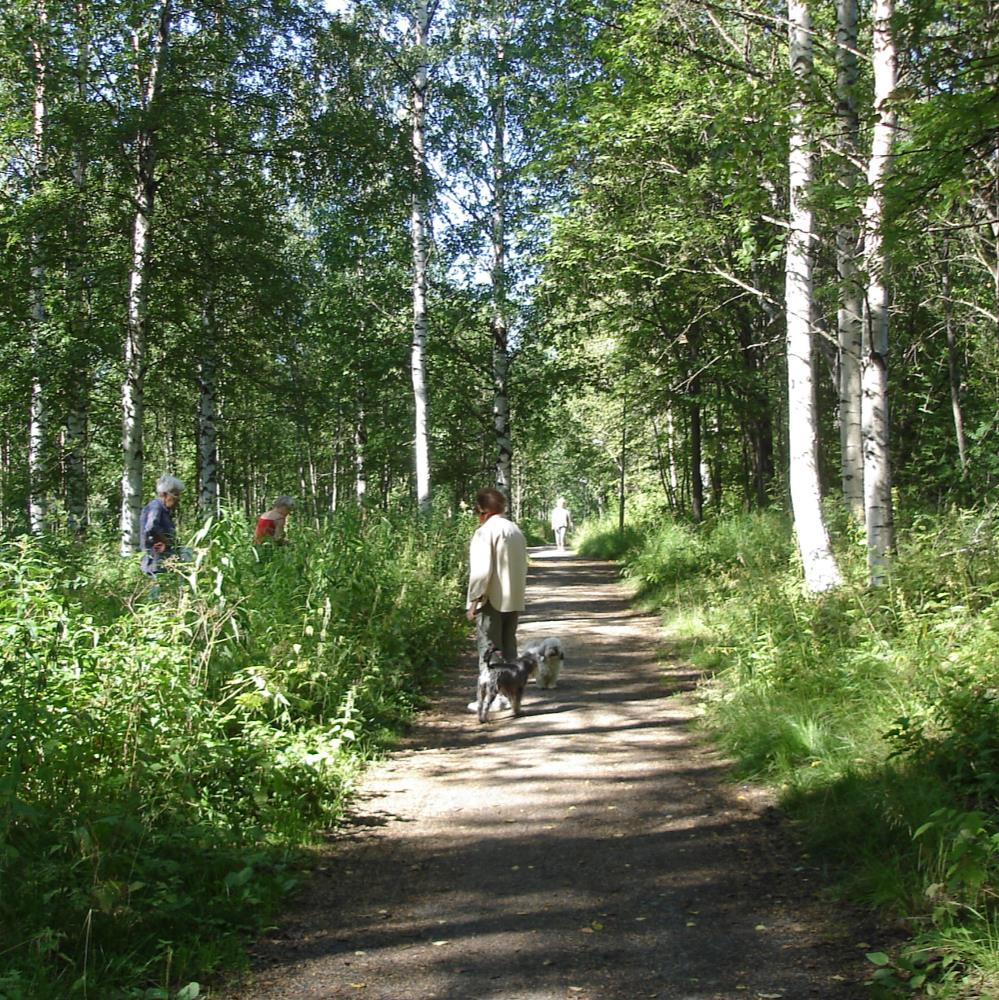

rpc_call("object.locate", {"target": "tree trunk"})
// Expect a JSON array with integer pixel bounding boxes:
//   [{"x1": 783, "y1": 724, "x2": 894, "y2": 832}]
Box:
[
  {"x1": 690, "y1": 389, "x2": 704, "y2": 524},
  {"x1": 28, "y1": 1, "x2": 49, "y2": 534},
  {"x1": 410, "y1": 0, "x2": 433, "y2": 513},
  {"x1": 942, "y1": 241, "x2": 969, "y2": 476},
  {"x1": 64, "y1": 2, "x2": 91, "y2": 536},
  {"x1": 836, "y1": 0, "x2": 865, "y2": 519},
  {"x1": 355, "y1": 397, "x2": 368, "y2": 506},
  {"x1": 120, "y1": 0, "x2": 172, "y2": 555},
  {"x1": 860, "y1": 0, "x2": 897, "y2": 584},
  {"x1": 64, "y1": 377, "x2": 88, "y2": 533},
  {"x1": 786, "y1": 0, "x2": 842, "y2": 592},
  {"x1": 491, "y1": 30, "x2": 513, "y2": 499},
  {"x1": 197, "y1": 342, "x2": 220, "y2": 519}
]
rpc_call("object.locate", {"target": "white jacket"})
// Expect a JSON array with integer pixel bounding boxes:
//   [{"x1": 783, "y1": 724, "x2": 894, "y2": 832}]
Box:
[{"x1": 466, "y1": 514, "x2": 528, "y2": 612}]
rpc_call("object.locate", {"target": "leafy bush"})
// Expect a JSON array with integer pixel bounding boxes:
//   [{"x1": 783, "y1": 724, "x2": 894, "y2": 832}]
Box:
[
  {"x1": 617, "y1": 504, "x2": 999, "y2": 997},
  {"x1": 0, "y1": 510, "x2": 467, "y2": 997},
  {"x1": 573, "y1": 512, "x2": 645, "y2": 560}
]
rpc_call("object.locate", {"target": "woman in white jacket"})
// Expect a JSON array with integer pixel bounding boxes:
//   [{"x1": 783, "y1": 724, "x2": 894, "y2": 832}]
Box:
[{"x1": 465, "y1": 487, "x2": 528, "y2": 681}]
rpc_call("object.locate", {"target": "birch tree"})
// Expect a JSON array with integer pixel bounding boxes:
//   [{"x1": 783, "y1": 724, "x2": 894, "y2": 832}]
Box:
[
  {"x1": 120, "y1": 0, "x2": 172, "y2": 554},
  {"x1": 785, "y1": 0, "x2": 841, "y2": 592},
  {"x1": 64, "y1": 0, "x2": 93, "y2": 534},
  {"x1": 410, "y1": 0, "x2": 433, "y2": 513},
  {"x1": 27, "y1": 0, "x2": 49, "y2": 534},
  {"x1": 489, "y1": 17, "x2": 512, "y2": 498},
  {"x1": 835, "y1": 0, "x2": 864, "y2": 520},
  {"x1": 860, "y1": 0, "x2": 897, "y2": 583}
]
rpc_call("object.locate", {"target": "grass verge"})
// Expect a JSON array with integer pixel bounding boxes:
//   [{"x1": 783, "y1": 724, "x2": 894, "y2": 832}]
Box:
[{"x1": 601, "y1": 504, "x2": 999, "y2": 999}]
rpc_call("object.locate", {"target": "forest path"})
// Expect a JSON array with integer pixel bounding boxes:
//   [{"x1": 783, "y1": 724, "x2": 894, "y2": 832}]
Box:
[{"x1": 222, "y1": 550, "x2": 873, "y2": 1000}]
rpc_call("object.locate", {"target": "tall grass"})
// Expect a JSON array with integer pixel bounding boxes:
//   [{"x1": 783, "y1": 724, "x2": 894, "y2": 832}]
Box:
[
  {"x1": 0, "y1": 509, "x2": 468, "y2": 999},
  {"x1": 607, "y1": 505, "x2": 999, "y2": 998}
]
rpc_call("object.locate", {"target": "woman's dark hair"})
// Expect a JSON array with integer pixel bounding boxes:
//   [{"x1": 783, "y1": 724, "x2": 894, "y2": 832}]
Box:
[{"x1": 475, "y1": 488, "x2": 507, "y2": 514}]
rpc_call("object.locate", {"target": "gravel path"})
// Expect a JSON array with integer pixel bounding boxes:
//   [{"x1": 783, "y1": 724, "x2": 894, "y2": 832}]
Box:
[{"x1": 221, "y1": 549, "x2": 875, "y2": 1000}]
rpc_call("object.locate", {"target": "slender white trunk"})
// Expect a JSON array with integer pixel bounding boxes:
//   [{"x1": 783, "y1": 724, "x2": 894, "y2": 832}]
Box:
[
  {"x1": 120, "y1": 0, "x2": 171, "y2": 555},
  {"x1": 942, "y1": 243, "x2": 968, "y2": 474},
  {"x1": 835, "y1": 0, "x2": 864, "y2": 520},
  {"x1": 860, "y1": 0, "x2": 897, "y2": 584},
  {"x1": 28, "y1": 2, "x2": 49, "y2": 534},
  {"x1": 491, "y1": 31, "x2": 512, "y2": 498},
  {"x1": 120, "y1": 171, "x2": 151, "y2": 553},
  {"x1": 410, "y1": 0, "x2": 432, "y2": 513},
  {"x1": 355, "y1": 398, "x2": 367, "y2": 505},
  {"x1": 65, "y1": 1, "x2": 91, "y2": 535},
  {"x1": 786, "y1": 0, "x2": 841, "y2": 593}
]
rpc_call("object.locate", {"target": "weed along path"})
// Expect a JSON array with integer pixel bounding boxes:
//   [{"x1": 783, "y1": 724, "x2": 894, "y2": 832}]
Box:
[{"x1": 223, "y1": 550, "x2": 874, "y2": 1000}]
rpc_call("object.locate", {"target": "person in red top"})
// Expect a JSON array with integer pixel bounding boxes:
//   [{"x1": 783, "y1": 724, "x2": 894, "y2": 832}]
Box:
[{"x1": 254, "y1": 496, "x2": 295, "y2": 545}]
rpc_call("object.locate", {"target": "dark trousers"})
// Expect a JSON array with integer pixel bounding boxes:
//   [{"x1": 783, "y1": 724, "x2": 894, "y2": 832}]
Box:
[{"x1": 476, "y1": 603, "x2": 520, "y2": 672}]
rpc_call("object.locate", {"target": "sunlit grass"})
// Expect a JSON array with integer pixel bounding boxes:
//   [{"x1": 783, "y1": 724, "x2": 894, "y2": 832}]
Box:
[
  {"x1": 0, "y1": 509, "x2": 468, "y2": 998},
  {"x1": 605, "y1": 504, "x2": 999, "y2": 997}
]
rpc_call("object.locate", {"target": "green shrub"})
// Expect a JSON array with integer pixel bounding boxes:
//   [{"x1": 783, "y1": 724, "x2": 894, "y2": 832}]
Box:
[{"x1": 0, "y1": 510, "x2": 467, "y2": 997}]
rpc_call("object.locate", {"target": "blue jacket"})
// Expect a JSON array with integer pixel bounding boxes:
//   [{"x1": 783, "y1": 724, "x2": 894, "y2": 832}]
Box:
[{"x1": 140, "y1": 497, "x2": 176, "y2": 575}]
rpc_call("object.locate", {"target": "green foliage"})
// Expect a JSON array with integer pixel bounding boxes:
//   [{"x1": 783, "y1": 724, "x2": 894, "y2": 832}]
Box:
[
  {"x1": 573, "y1": 512, "x2": 645, "y2": 561},
  {"x1": 620, "y1": 505, "x2": 999, "y2": 997},
  {"x1": 0, "y1": 511, "x2": 467, "y2": 997}
]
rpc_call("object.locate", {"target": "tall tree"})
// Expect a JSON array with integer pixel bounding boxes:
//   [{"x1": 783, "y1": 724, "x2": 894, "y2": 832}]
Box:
[
  {"x1": 409, "y1": 0, "x2": 434, "y2": 513},
  {"x1": 785, "y1": 0, "x2": 841, "y2": 592},
  {"x1": 120, "y1": 0, "x2": 172, "y2": 554},
  {"x1": 835, "y1": 0, "x2": 864, "y2": 520},
  {"x1": 860, "y1": 0, "x2": 898, "y2": 583},
  {"x1": 27, "y1": 0, "x2": 49, "y2": 534},
  {"x1": 488, "y1": 14, "x2": 512, "y2": 497}
]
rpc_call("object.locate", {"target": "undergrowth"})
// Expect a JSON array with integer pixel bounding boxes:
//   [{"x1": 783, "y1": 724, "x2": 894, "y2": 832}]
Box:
[
  {"x1": 0, "y1": 509, "x2": 468, "y2": 999},
  {"x1": 599, "y1": 504, "x2": 999, "y2": 999}
]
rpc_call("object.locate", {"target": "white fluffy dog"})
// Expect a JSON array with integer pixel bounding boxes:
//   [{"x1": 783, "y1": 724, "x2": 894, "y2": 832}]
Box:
[{"x1": 521, "y1": 636, "x2": 565, "y2": 689}]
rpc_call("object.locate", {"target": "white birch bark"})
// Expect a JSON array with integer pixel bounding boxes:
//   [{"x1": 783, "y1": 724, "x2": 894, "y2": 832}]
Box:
[
  {"x1": 65, "y1": 0, "x2": 91, "y2": 534},
  {"x1": 860, "y1": 0, "x2": 897, "y2": 584},
  {"x1": 835, "y1": 0, "x2": 864, "y2": 520},
  {"x1": 120, "y1": 0, "x2": 171, "y2": 555},
  {"x1": 786, "y1": 0, "x2": 842, "y2": 593},
  {"x1": 943, "y1": 246, "x2": 968, "y2": 475},
  {"x1": 490, "y1": 29, "x2": 512, "y2": 499},
  {"x1": 28, "y1": 1, "x2": 49, "y2": 534},
  {"x1": 355, "y1": 400, "x2": 368, "y2": 505},
  {"x1": 410, "y1": 0, "x2": 432, "y2": 513}
]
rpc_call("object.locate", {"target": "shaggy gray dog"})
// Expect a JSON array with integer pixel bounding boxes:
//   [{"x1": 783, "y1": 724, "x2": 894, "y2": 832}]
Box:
[{"x1": 521, "y1": 636, "x2": 565, "y2": 689}]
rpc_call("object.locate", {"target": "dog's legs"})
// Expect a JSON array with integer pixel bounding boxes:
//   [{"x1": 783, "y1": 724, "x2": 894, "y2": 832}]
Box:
[
  {"x1": 477, "y1": 677, "x2": 492, "y2": 723},
  {"x1": 512, "y1": 687, "x2": 526, "y2": 716}
]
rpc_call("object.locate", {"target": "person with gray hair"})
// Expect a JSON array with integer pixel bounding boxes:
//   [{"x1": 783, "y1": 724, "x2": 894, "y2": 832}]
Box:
[
  {"x1": 140, "y1": 475, "x2": 185, "y2": 576},
  {"x1": 254, "y1": 495, "x2": 295, "y2": 546}
]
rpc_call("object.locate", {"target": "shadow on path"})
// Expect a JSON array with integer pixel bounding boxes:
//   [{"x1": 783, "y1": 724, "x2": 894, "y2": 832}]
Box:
[{"x1": 222, "y1": 549, "x2": 875, "y2": 1000}]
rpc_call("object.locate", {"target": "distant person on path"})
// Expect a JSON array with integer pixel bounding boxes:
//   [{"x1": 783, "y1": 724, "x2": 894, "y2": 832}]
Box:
[
  {"x1": 254, "y1": 496, "x2": 295, "y2": 545},
  {"x1": 550, "y1": 497, "x2": 573, "y2": 551},
  {"x1": 140, "y1": 474, "x2": 185, "y2": 577},
  {"x1": 466, "y1": 488, "x2": 528, "y2": 708}
]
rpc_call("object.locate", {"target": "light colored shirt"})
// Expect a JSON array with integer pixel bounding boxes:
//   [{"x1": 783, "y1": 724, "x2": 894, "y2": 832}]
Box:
[
  {"x1": 466, "y1": 513, "x2": 528, "y2": 612},
  {"x1": 551, "y1": 505, "x2": 571, "y2": 530}
]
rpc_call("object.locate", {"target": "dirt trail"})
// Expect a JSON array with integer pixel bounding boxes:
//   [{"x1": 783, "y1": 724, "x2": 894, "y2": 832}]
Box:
[{"x1": 223, "y1": 550, "x2": 874, "y2": 1000}]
